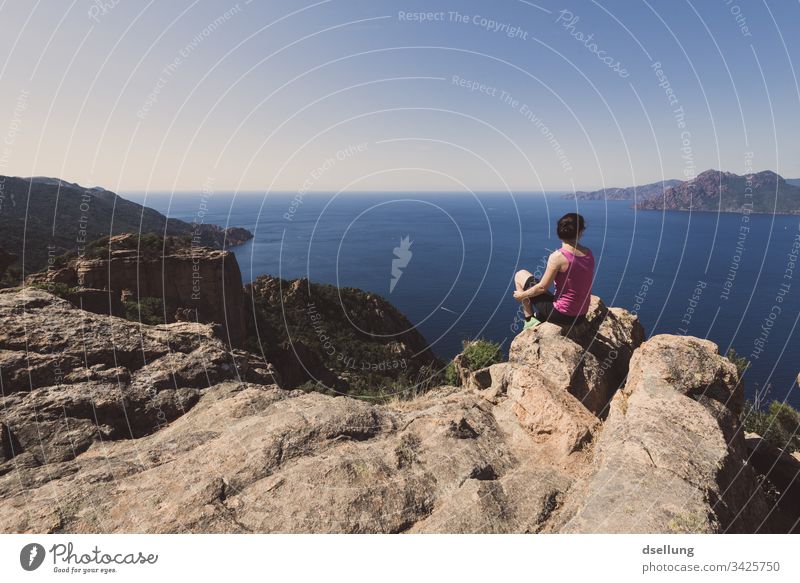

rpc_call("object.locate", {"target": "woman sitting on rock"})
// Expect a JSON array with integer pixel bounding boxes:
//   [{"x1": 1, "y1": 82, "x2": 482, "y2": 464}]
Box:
[{"x1": 513, "y1": 212, "x2": 595, "y2": 328}]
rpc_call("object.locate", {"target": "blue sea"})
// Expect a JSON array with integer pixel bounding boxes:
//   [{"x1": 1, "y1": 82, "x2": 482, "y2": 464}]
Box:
[{"x1": 124, "y1": 191, "x2": 800, "y2": 407}]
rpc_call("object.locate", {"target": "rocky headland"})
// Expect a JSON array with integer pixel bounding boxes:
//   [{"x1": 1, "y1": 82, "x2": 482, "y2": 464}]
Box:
[
  {"x1": 635, "y1": 169, "x2": 800, "y2": 214},
  {"x1": 563, "y1": 179, "x2": 681, "y2": 201},
  {"x1": 564, "y1": 170, "x2": 800, "y2": 215},
  {"x1": 0, "y1": 176, "x2": 254, "y2": 275}
]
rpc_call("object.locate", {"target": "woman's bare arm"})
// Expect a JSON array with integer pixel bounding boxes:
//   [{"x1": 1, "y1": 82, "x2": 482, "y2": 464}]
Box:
[{"x1": 513, "y1": 252, "x2": 565, "y2": 300}]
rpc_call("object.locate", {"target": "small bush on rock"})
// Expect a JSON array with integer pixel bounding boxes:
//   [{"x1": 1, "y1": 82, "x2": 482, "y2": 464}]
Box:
[
  {"x1": 742, "y1": 400, "x2": 800, "y2": 453},
  {"x1": 461, "y1": 339, "x2": 503, "y2": 371},
  {"x1": 123, "y1": 297, "x2": 165, "y2": 326},
  {"x1": 443, "y1": 360, "x2": 459, "y2": 385},
  {"x1": 28, "y1": 282, "x2": 76, "y2": 298},
  {"x1": 726, "y1": 348, "x2": 750, "y2": 378}
]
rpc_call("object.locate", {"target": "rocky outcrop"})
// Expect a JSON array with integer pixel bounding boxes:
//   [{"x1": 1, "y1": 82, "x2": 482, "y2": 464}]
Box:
[
  {"x1": 244, "y1": 275, "x2": 440, "y2": 394},
  {"x1": 27, "y1": 242, "x2": 441, "y2": 388},
  {"x1": 508, "y1": 296, "x2": 644, "y2": 416},
  {"x1": 0, "y1": 286, "x2": 580, "y2": 533},
  {"x1": 0, "y1": 289, "x2": 778, "y2": 533},
  {"x1": 0, "y1": 289, "x2": 277, "y2": 475},
  {"x1": 552, "y1": 335, "x2": 770, "y2": 533},
  {"x1": 27, "y1": 234, "x2": 246, "y2": 347}
]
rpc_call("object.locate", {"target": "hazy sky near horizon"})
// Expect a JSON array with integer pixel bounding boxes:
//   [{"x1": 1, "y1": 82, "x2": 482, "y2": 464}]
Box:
[{"x1": 1, "y1": 0, "x2": 798, "y2": 193}]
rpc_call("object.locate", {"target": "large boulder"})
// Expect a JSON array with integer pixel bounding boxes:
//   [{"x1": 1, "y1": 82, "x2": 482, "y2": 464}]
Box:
[
  {"x1": 506, "y1": 367, "x2": 599, "y2": 460},
  {"x1": 554, "y1": 335, "x2": 771, "y2": 533},
  {"x1": 508, "y1": 296, "x2": 644, "y2": 415}
]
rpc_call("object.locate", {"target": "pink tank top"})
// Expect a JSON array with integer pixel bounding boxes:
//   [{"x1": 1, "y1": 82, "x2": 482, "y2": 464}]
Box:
[{"x1": 553, "y1": 247, "x2": 594, "y2": 316}]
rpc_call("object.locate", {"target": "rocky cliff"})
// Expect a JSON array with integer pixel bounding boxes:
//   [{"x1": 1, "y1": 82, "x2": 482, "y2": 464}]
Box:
[
  {"x1": 0, "y1": 288, "x2": 784, "y2": 533},
  {"x1": 635, "y1": 169, "x2": 800, "y2": 214},
  {"x1": 26, "y1": 234, "x2": 246, "y2": 348},
  {"x1": 0, "y1": 175, "x2": 253, "y2": 274},
  {"x1": 244, "y1": 274, "x2": 441, "y2": 396}
]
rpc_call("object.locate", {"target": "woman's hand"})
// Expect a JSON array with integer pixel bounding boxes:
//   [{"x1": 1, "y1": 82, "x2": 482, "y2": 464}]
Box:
[{"x1": 513, "y1": 289, "x2": 529, "y2": 301}]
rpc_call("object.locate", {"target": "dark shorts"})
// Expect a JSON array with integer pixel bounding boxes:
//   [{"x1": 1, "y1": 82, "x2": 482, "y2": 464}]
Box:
[{"x1": 523, "y1": 275, "x2": 586, "y2": 326}]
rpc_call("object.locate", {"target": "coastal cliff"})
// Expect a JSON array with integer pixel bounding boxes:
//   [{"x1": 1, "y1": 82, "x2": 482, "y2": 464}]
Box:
[
  {"x1": 244, "y1": 274, "x2": 441, "y2": 396},
  {"x1": 26, "y1": 233, "x2": 246, "y2": 348},
  {"x1": 0, "y1": 286, "x2": 788, "y2": 533}
]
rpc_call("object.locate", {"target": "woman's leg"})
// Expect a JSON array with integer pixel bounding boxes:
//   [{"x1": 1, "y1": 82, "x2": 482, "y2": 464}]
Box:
[
  {"x1": 515, "y1": 270, "x2": 581, "y2": 326},
  {"x1": 515, "y1": 270, "x2": 556, "y2": 320},
  {"x1": 532, "y1": 297, "x2": 554, "y2": 321},
  {"x1": 514, "y1": 269, "x2": 535, "y2": 319}
]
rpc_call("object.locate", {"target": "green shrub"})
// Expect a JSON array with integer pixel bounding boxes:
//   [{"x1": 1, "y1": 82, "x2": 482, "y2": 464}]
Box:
[
  {"x1": 726, "y1": 348, "x2": 750, "y2": 378},
  {"x1": 461, "y1": 339, "x2": 503, "y2": 371},
  {"x1": 742, "y1": 400, "x2": 800, "y2": 453},
  {"x1": 28, "y1": 282, "x2": 77, "y2": 299},
  {"x1": 443, "y1": 360, "x2": 459, "y2": 386},
  {"x1": 50, "y1": 255, "x2": 68, "y2": 268},
  {"x1": 0, "y1": 265, "x2": 23, "y2": 288},
  {"x1": 123, "y1": 297, "x2": 165, "y2": 326}
]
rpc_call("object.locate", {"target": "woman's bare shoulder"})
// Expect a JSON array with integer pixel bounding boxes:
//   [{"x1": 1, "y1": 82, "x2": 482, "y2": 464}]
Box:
[{"x1": 549, "y1": 249, "x2": 569, "y2": 265}]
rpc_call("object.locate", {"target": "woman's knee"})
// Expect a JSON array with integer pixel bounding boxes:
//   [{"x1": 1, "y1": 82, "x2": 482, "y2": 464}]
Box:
[{"x1": 515, "y1": 269, "x2": 533, "y2": 288}]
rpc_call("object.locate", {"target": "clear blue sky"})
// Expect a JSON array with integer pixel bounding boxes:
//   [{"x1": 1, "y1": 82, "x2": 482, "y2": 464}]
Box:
[{"x1": 0, "y1": 0, "x2": 798, "y2": 192}]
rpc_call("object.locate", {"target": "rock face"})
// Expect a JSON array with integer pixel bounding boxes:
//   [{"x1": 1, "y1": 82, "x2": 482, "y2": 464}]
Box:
[
  {"x1": 27, "y1": 234, "x2": 246, "y2": 348},
  {"x1": 244, "y1": 275, "x2": 440, "y2": 395},
  {"x1": 0, "y1": 289, "x2": 778, "y2": 533},
  {"x1": 0, "y1": 289, "x2": 277, "y2": 473},
  {"x1": 553, "y1": 335, "x2": 769, "y2": 533},
  {"x1": 744, "y1": 433, "x2": 800, "y2": 533}
]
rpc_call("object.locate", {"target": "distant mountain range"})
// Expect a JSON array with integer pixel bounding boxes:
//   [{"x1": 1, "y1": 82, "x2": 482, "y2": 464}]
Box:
[
  {"x1": 563, "y1": 179, "x2": 682, "y2": 201},
  {"x1": 0, "y1": 176, "x2": 252, "y2": 273},
  {"x1": 635, "y1": 170, "x2": 800, "y2": 214}
]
